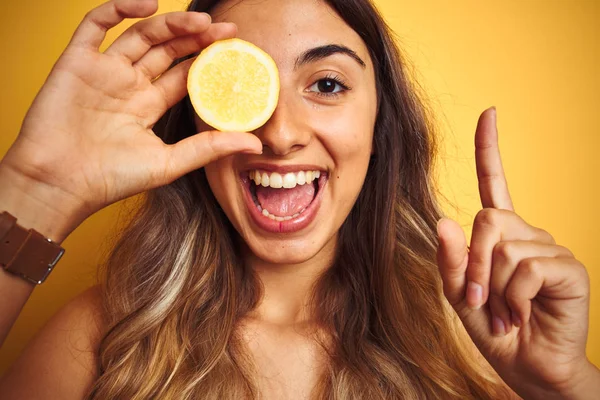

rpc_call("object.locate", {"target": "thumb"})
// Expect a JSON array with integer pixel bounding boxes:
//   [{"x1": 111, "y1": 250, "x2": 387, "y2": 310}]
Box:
[
  {"x1": 165, "y1": 130, "x2": 262, "y2": 179},
  {"x1": 438, "y1": 219, "x2": 495, "y2": 352},
  {"x1": 437, "y1": 218, "x2": 469, "y2": 306}
]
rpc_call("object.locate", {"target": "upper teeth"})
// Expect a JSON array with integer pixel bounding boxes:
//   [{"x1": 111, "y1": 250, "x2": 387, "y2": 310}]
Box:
[{"x1": 249, "y1": 170, "x2": 321, "y2": 189}]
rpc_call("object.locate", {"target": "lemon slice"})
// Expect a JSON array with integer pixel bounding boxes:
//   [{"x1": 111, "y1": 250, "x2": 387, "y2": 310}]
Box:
[{"x1": 187, "y1": 38, "x2": 280, "y2": 132}]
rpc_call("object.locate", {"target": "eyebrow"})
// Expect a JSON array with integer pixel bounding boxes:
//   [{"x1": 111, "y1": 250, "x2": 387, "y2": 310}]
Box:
[{"x1": 294, "y1": 44, "x2": 367, "y2": 70}]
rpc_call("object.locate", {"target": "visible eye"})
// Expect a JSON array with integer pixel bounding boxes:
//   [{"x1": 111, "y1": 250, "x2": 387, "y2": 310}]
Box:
[{"x1": 307, "y1": 74, "x2": 351, "y2": 98}]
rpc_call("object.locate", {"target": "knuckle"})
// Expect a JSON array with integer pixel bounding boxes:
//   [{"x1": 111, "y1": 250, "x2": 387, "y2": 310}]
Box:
[
  {"x1": 556, "y1": 244, "x2": 574, "y2": 258},
  {"x1": 161, "y1": 146, "x2": 177, "y2": 184},
  {"x1": 179, "y1": 11, "x2": 200, "y2": 27},
  {"x1": 162, "y1": 41, "x2": 180, "y2": 61},
  {"x1": 204, "y1": 131, "x2": 218, "y2": 154},
  {"x1": 134, "y1": 24, "x2": 157, "y2": 48},
  {"x1": 474, "y1": 208, "x2": 501, "y2": 228},
  {"x1": 136, "y1": 61, "x2": 153, "y2": 79},
  {"x1": 492, "y1": 241, "x2": 516, "y2": 264},
  {"x1": 165, "y1": 11, "x2": 179, "y2": 25},
  {"x1": 572, "y1": 259, "x2": 589, "y2": 282},
  {"x1": 535, "y1": 227, "x2": 556, "y2": 244},
  {"x1": 466, "y1": 253, "x2": 486, "y2": 278},
  {"x1": 165, "y1": 12, "x2": 191, "y2": 35},
  {"x1": 518, "y1": 258, "x2": 543, "y2": 280}
]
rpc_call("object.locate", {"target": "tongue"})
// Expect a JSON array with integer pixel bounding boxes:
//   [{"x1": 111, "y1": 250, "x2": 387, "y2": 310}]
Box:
[{"x1": 256, "y1": 183, "x2": 315, "y2": 216}]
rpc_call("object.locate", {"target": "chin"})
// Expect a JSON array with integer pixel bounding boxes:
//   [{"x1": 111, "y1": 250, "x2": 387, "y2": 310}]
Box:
[{"x1": 241, "y1": 231, "x2": 337, "y2": 266}]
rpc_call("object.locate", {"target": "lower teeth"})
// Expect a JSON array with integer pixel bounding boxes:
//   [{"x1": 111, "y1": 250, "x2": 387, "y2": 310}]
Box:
[{"x1": 260, "y1": 206, "x2": 302, "y2": 220}]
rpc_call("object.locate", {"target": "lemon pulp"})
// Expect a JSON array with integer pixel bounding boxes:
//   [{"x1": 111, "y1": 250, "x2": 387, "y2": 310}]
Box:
[{"x1": 187, "y1": 38, "x2": 280, "y2": 132}]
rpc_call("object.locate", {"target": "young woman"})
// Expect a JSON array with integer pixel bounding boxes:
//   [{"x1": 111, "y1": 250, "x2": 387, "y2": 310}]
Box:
[{"x1": 0, "y1": 0, "x2": 597, "y2": 398}]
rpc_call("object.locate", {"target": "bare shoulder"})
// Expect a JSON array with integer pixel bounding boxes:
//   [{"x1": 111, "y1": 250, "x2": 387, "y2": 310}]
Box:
[{"x1": 0, "y1": 285, "x2": 106, "y2": 400}]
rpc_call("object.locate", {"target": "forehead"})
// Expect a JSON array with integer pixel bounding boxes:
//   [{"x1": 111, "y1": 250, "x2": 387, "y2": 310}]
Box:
[{"x1": 210, "y1": 0, "x2": 371, "y2": 71}]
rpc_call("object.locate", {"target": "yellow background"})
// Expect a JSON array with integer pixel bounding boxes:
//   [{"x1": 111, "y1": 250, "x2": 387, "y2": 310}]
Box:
[{"x1": 1, "y1": 0, "x2": 598, "y2": 373}]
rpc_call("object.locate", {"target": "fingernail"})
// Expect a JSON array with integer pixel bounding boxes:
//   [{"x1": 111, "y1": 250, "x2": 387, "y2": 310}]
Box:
[
  {"x1": 492, "y1": 316, "x2": 506, "y2": 336},
  {"x1": 466, "y1": 281, "x2": 483, "y2": 310},
  {"x1": 511, "y1": 310, "x2": 522, "y2": 327}
]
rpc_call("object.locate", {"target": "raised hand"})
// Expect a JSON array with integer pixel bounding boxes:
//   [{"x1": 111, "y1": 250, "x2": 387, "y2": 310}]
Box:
[
  {"x1": 436, "y1": 108, "x2": 598, "y2": 399},
  {"x1": 1, "y1": 0, "x2": 261, "y2": 227}
]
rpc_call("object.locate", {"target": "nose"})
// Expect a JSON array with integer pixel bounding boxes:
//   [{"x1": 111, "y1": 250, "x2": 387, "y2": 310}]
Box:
[{"x1": 253, "y1": 94, "x2": 311, "y2": 157}]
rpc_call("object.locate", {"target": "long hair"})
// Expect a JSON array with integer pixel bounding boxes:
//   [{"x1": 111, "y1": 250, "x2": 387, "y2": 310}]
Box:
[{"x1": 88, "y1": 0, "x2": 510, "y2": 398}]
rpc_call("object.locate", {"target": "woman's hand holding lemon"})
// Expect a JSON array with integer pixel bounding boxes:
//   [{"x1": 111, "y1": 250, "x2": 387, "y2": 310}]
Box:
[
  {"x1": 0, "y1": 0, "x2": 263, "y2": 239},
  {"x1": 437, "y1": 108, "x2": 599, "y2": 399}
]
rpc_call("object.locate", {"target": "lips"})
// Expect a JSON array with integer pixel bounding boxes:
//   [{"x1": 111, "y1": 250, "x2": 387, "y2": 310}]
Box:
[{"x1": 240, "y1": 167, "x2": 328, "y2": 234}]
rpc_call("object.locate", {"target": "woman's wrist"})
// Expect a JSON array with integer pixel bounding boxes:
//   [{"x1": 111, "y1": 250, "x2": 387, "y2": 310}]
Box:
[
  {"x1": 516, "y1": 360, "x2": 600, "y2": 400},
  {"x1": 0, "y1": 160, "x2": 83, "y2": 244},
  {"x1": 558, "y1": 361, "x2": 600, "y2": 400}
]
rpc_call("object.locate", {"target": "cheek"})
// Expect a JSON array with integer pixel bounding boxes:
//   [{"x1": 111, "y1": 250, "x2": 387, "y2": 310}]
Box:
[
  {"x1": 317, "y1": 96, "x2": 376, "y2": 209},
  {"x1": 314, "y1": 108, "x2": 374, "y2": 214},
  {"x1": 316, "y1": 106, "x2": 375, "y2": 170}
]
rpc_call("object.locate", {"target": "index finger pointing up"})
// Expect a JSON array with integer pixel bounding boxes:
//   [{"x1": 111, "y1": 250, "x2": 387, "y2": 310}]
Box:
[{"x1": 475, "y1": 107, "x2": 514, "y2": 211}]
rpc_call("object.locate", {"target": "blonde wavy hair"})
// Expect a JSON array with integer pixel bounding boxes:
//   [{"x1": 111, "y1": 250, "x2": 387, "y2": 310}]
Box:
[{"x1": 87, "y1": 0, "x2": 512, "y2": 398}]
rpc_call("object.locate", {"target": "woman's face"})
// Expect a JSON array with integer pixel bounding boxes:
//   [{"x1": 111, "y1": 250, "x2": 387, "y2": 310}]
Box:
[{"x1": 197, "y1": 0, "x2": 377, "y2": 265}]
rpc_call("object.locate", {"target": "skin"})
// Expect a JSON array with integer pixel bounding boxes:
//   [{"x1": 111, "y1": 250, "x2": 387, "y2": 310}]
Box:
[
  {"x1": 0, "y1": 0, "x2": 597, "y2": 399},
  {"x1": 437, "y1": 108, "x2": 598, "y2": 399},
  {"x1": 200, "y1": 0, "x2": 377, "y2": 328},
  {"x1": 197, "y1": 2, "x2": 377, "y2": 395}
]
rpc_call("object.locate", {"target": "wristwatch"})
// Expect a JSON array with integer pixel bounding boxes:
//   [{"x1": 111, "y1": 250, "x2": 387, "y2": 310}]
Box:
[{"x1": 0, "y1": 211, "x2": 65, "y2": 284}]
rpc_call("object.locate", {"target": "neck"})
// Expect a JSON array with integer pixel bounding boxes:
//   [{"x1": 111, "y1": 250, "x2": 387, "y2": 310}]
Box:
[{"x1": 243, "y1": 238, "x2": 336, "y2": 327}]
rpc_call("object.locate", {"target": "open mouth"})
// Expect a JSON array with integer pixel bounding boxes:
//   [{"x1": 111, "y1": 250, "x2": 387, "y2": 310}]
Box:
[{"x1": 240, "y1": 168, "x2": 328, "y2": 233}]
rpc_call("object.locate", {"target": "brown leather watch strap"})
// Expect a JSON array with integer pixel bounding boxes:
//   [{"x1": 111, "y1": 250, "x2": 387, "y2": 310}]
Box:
[
  {"x1": 0, "y1": 211, "x2": 65, "y2": 284},
  {"x1": 0, "y1": 211, "x2": 17, "y2": 238}
]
